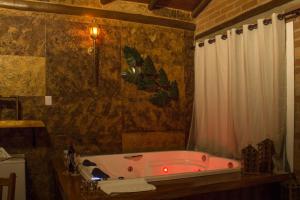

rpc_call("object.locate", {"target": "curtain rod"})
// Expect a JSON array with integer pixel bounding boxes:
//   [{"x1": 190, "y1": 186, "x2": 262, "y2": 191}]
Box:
[{"x1": 193, "y1": 8, "x2": 300, "y2": 48}]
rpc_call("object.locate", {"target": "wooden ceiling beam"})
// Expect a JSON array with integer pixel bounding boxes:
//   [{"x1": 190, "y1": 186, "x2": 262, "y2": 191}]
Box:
[
  {"x1": 0, "y1": 0, "x2": 195, "y2": 31},
  {"x1": 148, "y1": 0, "x2": 160, "y2": 10},
  {"x1": 192, "y1": 0, "x2": 212, "y2": 18},
  {"x1": 100, "y1": 0, "x2": 116, "y2": 4}
]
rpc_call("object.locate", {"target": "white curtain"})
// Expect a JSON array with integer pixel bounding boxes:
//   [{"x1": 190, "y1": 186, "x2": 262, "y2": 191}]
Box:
[{"x1": 189, "y1": 14, "x2": 286, "y2": 166}]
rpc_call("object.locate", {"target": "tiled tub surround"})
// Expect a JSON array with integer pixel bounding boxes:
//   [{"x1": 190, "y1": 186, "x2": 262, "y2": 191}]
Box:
[
  {"x1": 0, "y1": 5, "x2": 194, "y2": 200},
  {"x1": 53, "y1": 156, "x2": 288, "y2": 200}
]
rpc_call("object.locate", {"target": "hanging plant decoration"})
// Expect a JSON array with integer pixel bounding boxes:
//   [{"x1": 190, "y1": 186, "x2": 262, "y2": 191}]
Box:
[{"x1": 121, "y1": 46, "x2": 179, "y2": 107}]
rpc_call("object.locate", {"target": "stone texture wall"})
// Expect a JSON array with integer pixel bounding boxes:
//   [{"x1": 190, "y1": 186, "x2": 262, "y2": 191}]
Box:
[
  {"x1": 123, "y1": 131, "x2": 185, "y2": 152},
  {"x1": 195, "y1": 0, "x2": 271, "y2": 34},
  {"x1": 0, "y1": 6, "x2": 194, "y2": 200},
  {"x1": 0, "y1": 55, "x2": 46, "y2": 96}
]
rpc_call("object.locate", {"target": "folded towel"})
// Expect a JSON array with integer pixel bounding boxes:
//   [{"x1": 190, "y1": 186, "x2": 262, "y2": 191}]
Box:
[
  {"x1": 98, "y1": 178, "x2": 156, "y2": 195},
  {"x1": 78, "y1": 164, "x2": 95, "y2": 181}
]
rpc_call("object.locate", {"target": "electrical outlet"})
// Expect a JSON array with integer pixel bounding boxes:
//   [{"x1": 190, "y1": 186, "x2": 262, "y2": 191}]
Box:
[{"x1": 45, "y1": 96, "x2": 52, "y2": 106}]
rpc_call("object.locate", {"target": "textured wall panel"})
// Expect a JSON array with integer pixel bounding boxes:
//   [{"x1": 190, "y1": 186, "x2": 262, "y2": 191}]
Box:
[
  {"x1": 0, "y1": 55, "x2": 45, "y2": 96},
  {"x1": 0, "y1": 14, "x2": 45, "y2": 56}
]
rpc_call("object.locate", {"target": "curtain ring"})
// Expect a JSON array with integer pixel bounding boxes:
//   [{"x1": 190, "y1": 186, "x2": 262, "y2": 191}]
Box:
[
  {"x1": 263, "y1": 19, "x2": 272, "y2": 25},
  {"x1": 277, "y1": 14, "x2": 284, "y2": 20},
  {"x1": 221, "y1": 35, "x2": 228, "y2": 40},
  {"x1": 208, "y1": 39, "x2": 215, "y2": 44},
  {"x1": 236, "y1": 29, "x2": 243, "y2": 35},
  {"x1": 199, "y1": 42, "x2": 204, "y2": 47},
  {"x1": 248, "y1": 24, "x2": 257, "y2": 31}
]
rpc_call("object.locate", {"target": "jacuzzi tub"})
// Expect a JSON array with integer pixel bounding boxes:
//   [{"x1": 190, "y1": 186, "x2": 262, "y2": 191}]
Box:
[{"x1": 79, "y1": 151, "x2": 240, "y2": 182}]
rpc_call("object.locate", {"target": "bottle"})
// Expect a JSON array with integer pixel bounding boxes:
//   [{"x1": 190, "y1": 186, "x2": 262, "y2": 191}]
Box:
[{"x1": 67, "y1": 143, "x2": 76, "y2": 174}]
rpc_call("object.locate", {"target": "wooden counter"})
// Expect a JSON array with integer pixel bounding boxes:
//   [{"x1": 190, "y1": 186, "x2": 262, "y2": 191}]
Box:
[
  {"x1": 52, "y1": 159, "x2": 290, "y2": 200},
  {"x1": 0, "y1": 120, "x2": 45, "y2": 147},
  {"x1": 0, "y1": 120, "x2": 45, "y2": 128}
]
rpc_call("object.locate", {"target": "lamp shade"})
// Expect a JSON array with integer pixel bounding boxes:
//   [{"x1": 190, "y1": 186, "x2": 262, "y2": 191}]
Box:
[{"x1": 89, "y1": 21, "x2": 100, "y2": 40}]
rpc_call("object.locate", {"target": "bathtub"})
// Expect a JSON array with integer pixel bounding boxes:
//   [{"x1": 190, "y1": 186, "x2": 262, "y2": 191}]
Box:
[{"x1": 79, "y1": 150, "x2": 240, "y2": 182}]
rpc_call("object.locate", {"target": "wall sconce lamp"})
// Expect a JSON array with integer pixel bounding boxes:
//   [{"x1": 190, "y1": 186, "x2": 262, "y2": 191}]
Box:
[
  {"x1": 89, "y1": 19, "x2": 101, "y2": 86},
  {"x1": 89, "y1": 20, "x2": 100, "y2": 40}
]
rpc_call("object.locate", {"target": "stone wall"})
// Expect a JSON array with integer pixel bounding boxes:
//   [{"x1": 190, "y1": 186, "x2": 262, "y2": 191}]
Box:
[
  {"x1": 0, "y1": 5, "x2": 194, "y2": 200},
  {"x1": 195, "y1": 0, "x2": 271, "y2": 34}
]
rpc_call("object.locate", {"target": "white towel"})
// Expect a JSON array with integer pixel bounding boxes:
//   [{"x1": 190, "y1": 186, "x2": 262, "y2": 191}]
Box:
[
  {"x1": 78, "y1": 164, "x2": 96, "y2": 181},
  {"x1": 98, "y1": 178, "x2": 156, "y2": 195}
]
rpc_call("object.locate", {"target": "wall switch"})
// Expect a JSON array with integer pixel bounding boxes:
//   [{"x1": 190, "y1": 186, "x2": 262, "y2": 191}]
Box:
[{"x1": 45, "y1": 96, "x2": 52, "y2": 106}]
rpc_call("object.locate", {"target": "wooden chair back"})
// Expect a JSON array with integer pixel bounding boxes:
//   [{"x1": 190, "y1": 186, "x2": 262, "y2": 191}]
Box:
[{"x1": 0, "y1": 173, "x2": 16, "y2": 200}]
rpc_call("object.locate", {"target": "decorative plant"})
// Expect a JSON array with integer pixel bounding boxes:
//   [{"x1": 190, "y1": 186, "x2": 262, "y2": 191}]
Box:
[{"x1": 121, "y1": 46, "x2": 179, "y2": 107}]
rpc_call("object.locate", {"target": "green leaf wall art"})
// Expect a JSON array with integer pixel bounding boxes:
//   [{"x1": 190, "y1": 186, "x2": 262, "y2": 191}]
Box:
[{"x1": 121, "y1": 46, "x2": 179, "y2": 107}]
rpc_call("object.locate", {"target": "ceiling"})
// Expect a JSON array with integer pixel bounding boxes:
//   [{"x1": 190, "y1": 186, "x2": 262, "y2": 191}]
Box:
[
  {"x1": 123, "y1": 0, "x2": 200, "y2": 11},
  {"x1": 100, "y1": 0, "x2": 212, "y2": 18}
]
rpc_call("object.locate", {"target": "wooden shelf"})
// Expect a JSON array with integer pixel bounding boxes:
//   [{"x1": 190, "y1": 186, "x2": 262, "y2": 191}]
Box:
[
  {"x1": 0, "y1": 120, "x2": 45, "y2": 129},
  {"x1": 0, "y1": 96, "x2": 18, "y2": 101}
]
